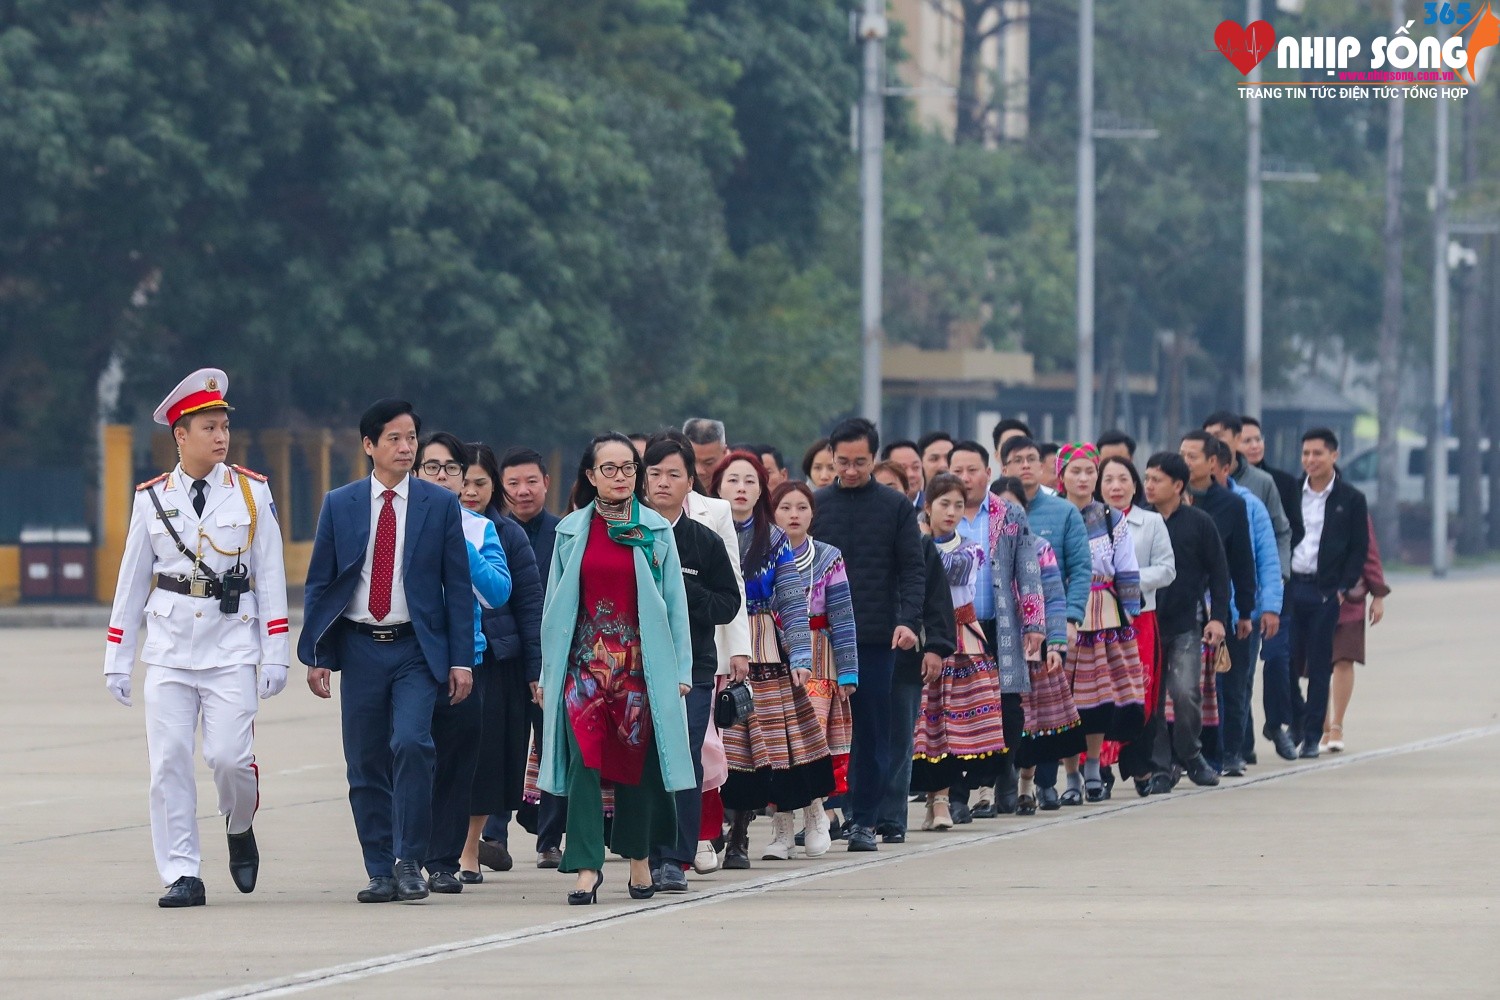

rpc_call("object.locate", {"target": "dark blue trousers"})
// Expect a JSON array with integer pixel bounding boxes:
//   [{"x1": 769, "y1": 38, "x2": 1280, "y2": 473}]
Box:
[
  {"x1": 484, "y1": 702, "x2": 567, "y2": 852},
  {"x1": 878, "y1": 679, "x2": 924, "y2": 833},
  {"x1": 1287, "y1": 578, "x2": 1341, "y2": 748},
  {"x1": 652, "y1": 679, "x2": 714, "y2": 867},
  {"x1": 847, "y1": 644, "x2": 896, "y2": 830},
  {"x1": 338, "y1": 630, "x2": 442, "y2": 878},
  {"x1": 426, "y1": 678, "x2": 482, "y2": 874},
  {"x1": 1261, "y1": 599, "x2": 1294, "y2": 733}
]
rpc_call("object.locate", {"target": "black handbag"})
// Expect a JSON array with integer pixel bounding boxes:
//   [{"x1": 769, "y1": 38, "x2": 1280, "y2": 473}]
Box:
[{"x1": 715, "y1": 681, "x2": 755, "y2": 729}]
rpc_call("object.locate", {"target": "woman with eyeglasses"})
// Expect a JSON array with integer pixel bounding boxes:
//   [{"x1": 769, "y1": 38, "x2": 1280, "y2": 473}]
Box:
[
  {"x1": 536, "y1": 433, "x2": 695, "y2": 904},
  {"x1": 412, "y1": 433, "x2": 513, "y2": 893},
  {"x1": 713, "y1": 450, "x2": 833, "y2": 866}
]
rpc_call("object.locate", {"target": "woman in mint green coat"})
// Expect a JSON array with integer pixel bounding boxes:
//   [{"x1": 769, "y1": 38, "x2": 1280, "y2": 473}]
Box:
[{"x1": 537, "y1": 433, "x2": 694, "y2": 904}]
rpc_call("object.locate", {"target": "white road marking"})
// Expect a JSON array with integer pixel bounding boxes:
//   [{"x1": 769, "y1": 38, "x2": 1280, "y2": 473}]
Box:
[{"x1": 180, "y1": 721, "x2": 1500, "y2": 1000}]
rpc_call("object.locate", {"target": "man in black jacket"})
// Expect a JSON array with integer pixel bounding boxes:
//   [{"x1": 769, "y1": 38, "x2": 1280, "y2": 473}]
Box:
[
  {"x1": 1282, "y1": 428, "x2": 1369, "y2": 758},
  {"x1": 1240, "y1": 415, "x2": 1302, "y2": 762},
  {"x1": 641, "y1": 435, "x2": 743, "y2": 891},
  {"x1": 1181, "y1": 432, "x2": 1257, "y2": 634},
  {"x1": 880, "y1": 533, "x2": 956, "y2": 841},
  {"x1": 811, "y1": 418, "x2": 925, "y2": 853},
  {"x1": 1142, "y1": 453, "x2": 1231, "y2": 791}
]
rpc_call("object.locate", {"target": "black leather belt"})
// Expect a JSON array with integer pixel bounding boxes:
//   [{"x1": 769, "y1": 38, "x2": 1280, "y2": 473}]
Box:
[
  {"x1": 348, "y1": 620, "x2": 416, "y2": 642},
  {"x1": 1290, "y1": 572, "x2": 1318, "y2": 583},
  {"x1": 154, "y1": 573, "x2": 222, "y2": 599}
]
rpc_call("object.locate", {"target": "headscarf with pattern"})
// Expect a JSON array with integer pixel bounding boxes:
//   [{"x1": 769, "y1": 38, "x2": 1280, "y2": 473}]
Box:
[{"x1": 1055, "y1": 441, "x2": 1100, "y2": 479}]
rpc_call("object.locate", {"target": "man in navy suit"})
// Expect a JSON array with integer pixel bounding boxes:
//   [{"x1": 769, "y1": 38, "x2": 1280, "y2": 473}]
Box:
[{"x1": 300, "y1": 399, "x2": 475, "y2": 903}]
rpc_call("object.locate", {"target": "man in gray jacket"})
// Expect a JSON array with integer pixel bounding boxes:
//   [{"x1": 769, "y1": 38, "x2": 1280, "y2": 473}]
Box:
[{"x1": 1204, "y1": 412, "x2": 1289, "y2": 576}]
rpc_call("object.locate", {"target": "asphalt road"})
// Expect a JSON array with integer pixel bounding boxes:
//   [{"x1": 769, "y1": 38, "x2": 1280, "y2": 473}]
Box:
[{"x1": 3, "y1": 571, "x2": 1497, "y2": 999}]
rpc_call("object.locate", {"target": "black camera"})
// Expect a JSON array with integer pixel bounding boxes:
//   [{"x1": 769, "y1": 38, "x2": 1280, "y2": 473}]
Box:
[{"x1": 219, "y1": 565, "x2": 250, "y2": 615}]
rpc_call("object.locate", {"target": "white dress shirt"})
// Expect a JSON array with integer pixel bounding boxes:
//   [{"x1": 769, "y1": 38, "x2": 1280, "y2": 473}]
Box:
[
  {"x1": 1291, "y1": 474, "x2": 1335, "y2": 575},
  {"x1": 683, "y1": 491, "x2": 752, "y2": 672},
  {"x1": 344, "y1": 474, "x2": 411, "y2": 624}
]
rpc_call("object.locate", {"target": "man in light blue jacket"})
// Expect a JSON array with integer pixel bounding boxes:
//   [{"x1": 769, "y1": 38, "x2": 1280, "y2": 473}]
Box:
[{"x1": 1212, "y1": 443, "x2": 1282, "y2": 777}]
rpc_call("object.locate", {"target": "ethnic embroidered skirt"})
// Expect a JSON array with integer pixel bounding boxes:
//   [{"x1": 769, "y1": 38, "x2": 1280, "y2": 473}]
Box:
[
  {"x1": 721, "y1": 614, "x2": 835, "y2": 812},
  {"x1": 1019, "y1": 653, "x2": 1086, "y2": 767},
  {"x1": 1069, "y1": 589, "x2": 1147, "y2": 741},
  {"x1": 910, "y1": 605, "x2": 1006, "y2": 792},
  {"x1": 805, "y1": 629, "x2": 853, "y2": 794}
]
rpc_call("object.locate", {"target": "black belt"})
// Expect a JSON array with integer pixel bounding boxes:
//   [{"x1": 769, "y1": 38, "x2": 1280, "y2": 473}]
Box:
[
  {"x1": 1290, "y1": 572, "x2": 1319, "y2": 584},
  {"x1": 348, "y1": 620, "x2": 416, "y2": 642},
  {"x1": 154, "y1": 573, "x2": 222, "y2": 599}
]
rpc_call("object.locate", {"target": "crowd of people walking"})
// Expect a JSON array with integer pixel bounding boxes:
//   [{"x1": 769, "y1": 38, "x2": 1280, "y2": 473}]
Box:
[{"x1": 105, "y1": 370, "x2": 1392, "y2": 908}]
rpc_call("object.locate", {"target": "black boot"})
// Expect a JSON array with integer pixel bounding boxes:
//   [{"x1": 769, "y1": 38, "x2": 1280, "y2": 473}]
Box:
[
  {"x1": 226, "y1": 821, "x2": 259, "y2": 894},
  {"x1": 724, "y1": 810, "x2": 752, "y2": 870}
]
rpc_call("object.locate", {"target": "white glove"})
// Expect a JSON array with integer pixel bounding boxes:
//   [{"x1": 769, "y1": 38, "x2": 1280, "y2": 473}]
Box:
[
  {"x1": 258, "y1": 664, "x2": 288, "y2": 700},
  {"x1": 105, "y1": 672, "x2": 132, "y2": 707}
]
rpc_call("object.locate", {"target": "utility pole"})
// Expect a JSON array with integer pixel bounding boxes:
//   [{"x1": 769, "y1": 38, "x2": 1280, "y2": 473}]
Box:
[
  {"x1": 858, "y1": 1, "x2": 888, "y2": 427},
  {"x1": 1075, "y1": 0, "x2": 1095, "y2": 440},
  {"x1": 1431, "y1": 56, "x2": 1450, "y2": 578},
  {"x1": 1244, "y1": 0, "x2": 1263, "y2": 420}
]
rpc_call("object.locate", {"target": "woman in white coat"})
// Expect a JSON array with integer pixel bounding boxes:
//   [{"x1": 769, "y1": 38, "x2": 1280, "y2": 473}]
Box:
[{"x1": 1097, "y1": 456, "x2": 1175, "y2": 789}]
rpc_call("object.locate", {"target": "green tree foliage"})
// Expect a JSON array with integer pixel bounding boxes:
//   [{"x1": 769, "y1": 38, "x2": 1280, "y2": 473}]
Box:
[{"x1": 0, "y1": 0, "x2": 864, "y2": 467}]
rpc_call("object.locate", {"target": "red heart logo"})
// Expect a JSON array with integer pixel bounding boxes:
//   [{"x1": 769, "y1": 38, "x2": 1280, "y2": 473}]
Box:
[{"x1": 1215, "y1": 19, "x2": 1276, "y2": 75}]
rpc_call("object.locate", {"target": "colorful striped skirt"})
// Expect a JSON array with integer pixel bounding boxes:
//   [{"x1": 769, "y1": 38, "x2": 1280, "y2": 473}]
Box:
[
  {"x1": 721, "y1": 614, "x2": 835, "y2": 812},
  {"x1": 805, "y1": 629, "x2": 853, "y2": 794},
  {"x1": 1069, "y1": 590, "x2": 1147, "y2": 741},
  {"x1": 1019, "y1": 652, "x2": 1086, "y2": 767}
]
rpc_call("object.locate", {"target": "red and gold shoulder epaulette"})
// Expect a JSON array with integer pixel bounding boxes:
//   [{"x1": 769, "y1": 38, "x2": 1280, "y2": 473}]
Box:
[
  {"x1": 231, "y1": 464, "x2": 268, "y2": 483},
  {"x1": 135, "y1": 472, "x2": 170, "y2": 492}
]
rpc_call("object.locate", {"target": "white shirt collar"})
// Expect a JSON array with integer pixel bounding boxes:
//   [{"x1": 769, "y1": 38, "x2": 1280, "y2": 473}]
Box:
[
  {"x1": 1302, "y1": 473, "x2": 1336, "y2": 497},
  {"x1": 372, "y1": 473, "x2": 410, "y2": 500}
]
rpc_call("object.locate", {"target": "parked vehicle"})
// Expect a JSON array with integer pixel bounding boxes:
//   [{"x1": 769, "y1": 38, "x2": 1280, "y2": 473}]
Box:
[{"x1": 1344, "y1": 437, "x2": 1491, "y2": 514}]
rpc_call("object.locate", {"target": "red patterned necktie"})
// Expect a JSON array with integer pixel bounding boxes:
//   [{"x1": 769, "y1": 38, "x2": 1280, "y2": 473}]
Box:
[{"x1": 369, "y1": 489, "x2": 397, "y2": 622}]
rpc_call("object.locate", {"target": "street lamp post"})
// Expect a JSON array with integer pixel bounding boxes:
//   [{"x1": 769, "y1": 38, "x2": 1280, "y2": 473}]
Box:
[
  {"x1": 858, "y1": 0, "x2": 887, "y2": 427},
  {"x1": 1075, "y1": 0, "x2": 1095, "y2": 441}
]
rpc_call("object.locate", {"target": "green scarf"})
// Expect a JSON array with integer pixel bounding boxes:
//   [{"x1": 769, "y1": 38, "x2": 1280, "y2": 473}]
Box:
[{"x1": 603, "y1": 498, "x2": 662, "y2": 586}]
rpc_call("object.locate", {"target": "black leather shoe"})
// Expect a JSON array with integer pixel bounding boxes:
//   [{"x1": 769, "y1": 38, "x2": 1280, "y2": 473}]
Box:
[
  {"x1": 427, "y1": 871, "x2": 463, "y2": 894},
  {"x1": 881, "y1": 831, "x2": 906, "y2": 844},
  {"x1": 656, "y1": 865, "x2": 689, "y2": 892},
  {"x1": 950, "y1": 802, "x2": 973, "y2": 825},
  {"x1": 1245, "y1": 750, "x2": 1258, "y2": 766},
  {"x1": 1134, "y1": 777, "x2": 1152, "y2": 797},
  {"x1": 226, "y1": 822, "x2": 259, "y2": 894},
  {"x1": 1016, "y1": 794, "x2": 1037, "y2": 815},
  {"x1": 1060, "y1": 787, "x2": 1083, "y2": 806},
  {"x1": 1147, "y1": 773, "x2": 1174, "y2": 795},
  {"x1": 1185, "y1": 755, "x2": 1221, "y2": 786},
  {"x1": 846, "y1": 825, "x2": 878, "y2": 852},
  {"x1": 158, "y1": 876, "x2": 206, "y2": 908},
  {"x1": 458, "y1": 870, "x2": 483, "y2": 885},
  {"x1": 1038, "y1": 786, "x2": 1061, "y2": 811},
  {"x1": 1273, "y1": 728, "x2": 1298, "y2": 761},
  {"x1": 996, "y1": 791, "x2": 1019, "y2": 815},
  {"x1": 970, "y1": 799, "x2": 997, "y2": 819},
  {"x1": 628, "y1": 881, "x2": 656, "y2": 900},
  {"x1": 1084, "y1": 779, "x2": 1105, "y2": 803},
  {"x1": 394, "y1": 860, "x2": 429, "y2": 901},
  {"x1": 478, "y1": 839, "x2": 514, "y2": 872},
  {"x1": 537, "y1": 848, "x2": 562, "y2": 869},
  {"x1": 1222, "y1": 757, "x2": 1247, "y2": 777},
  {"x1": 1298, "y1": 741, "x2": 1320, "y2": 759},
  {"x1": 357, "y1": 876, "x2": 397, "y2": 903}
]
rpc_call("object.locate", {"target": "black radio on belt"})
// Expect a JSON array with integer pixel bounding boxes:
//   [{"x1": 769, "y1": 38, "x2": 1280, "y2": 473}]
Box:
[{"x1": 219, "y1": 564, "x2": 250, "y2": 615}]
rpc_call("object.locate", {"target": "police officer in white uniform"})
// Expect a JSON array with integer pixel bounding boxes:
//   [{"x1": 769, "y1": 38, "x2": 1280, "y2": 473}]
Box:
[{"x1": 104, "y1": 369, "x2": 290, "y2": 908}]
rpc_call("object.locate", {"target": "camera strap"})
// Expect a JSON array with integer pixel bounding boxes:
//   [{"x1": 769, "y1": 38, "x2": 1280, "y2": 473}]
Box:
[{"x1": 145, "y1": 482, "x2": 220, "y2": 586}]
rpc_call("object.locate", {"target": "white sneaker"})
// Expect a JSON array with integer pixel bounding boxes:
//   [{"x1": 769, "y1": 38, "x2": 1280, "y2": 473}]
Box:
[
  {"x1": 693, "y1": 840, "x2": 720, "y2": 874},
  {"x1": 762, "y1": 810, "x2": 794, "y2": 860},
  {"x1": 802, "y1": 800, "x2": 832, "y2": 858}
]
